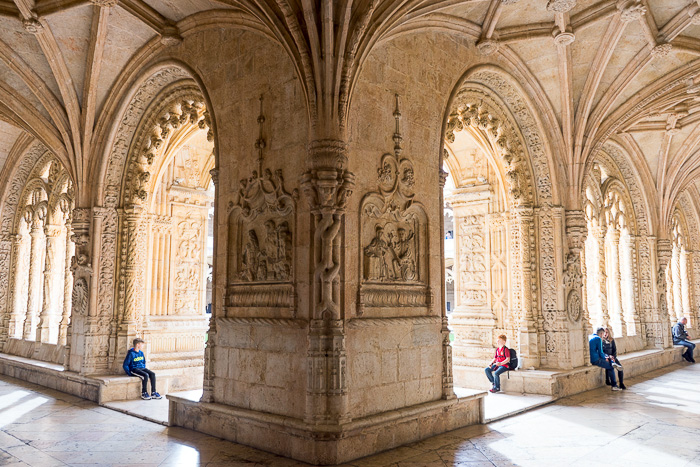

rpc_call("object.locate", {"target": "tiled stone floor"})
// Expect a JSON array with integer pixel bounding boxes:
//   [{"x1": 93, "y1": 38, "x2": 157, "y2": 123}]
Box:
[{"x1": 2, "y1": 362, "x2": 700, "y2": 466}]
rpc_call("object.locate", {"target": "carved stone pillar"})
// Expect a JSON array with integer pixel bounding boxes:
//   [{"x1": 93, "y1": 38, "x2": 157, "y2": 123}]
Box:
[
  {"x1": 447, "y1": 185, "x2": 496, "y2": 367},
  {"x1": 23, "y1": 214, "x2": 45, "y2": 340},
  {"x1": 606, "y1": 227, "x2": 626, "y2": 336},
  {"x1": 680, "y1": 248, "x2": 691, "y2": 321},
  {"x1": 301, "y1": 139, "x2": 354, "y2": 425},
  {"x1": 565, "y1": 210, "x2": 589, "y2": 367},
  {"x1": 594, "y1": 226, "x2": 610, "y2": 328},
  {"x1": 439, "y1": 168, "x2": 454, "y2": 400},
  {"x1": 623, "y1": 235, "x2": 641, "y2": 337},
  {"x1": 514, "y1": 206, "x2": 538, "y2": 369},
  {"x1": 116, "y1": 205, "x2": 148, "y2": 363},
  {"x1": 654, "y1": 238, "x2": 672, "y2": 348},
  {"x1": 671, "y1": 244, "x2": 683, "y2": 322},
  {"x1": 59, "y1": 220, "x2": 74, "y2": 345},
  {"x1": 7, "y1": 234, "x2": 27, "y2": 339},
  {"x1": 65, "y1": 208, "x2": 92, "y2": 372},
  {"x1": 36, "y1": 224, "x2": 63, "y2": 344},
  {"x1": 202, "y1": 168, "x2": 218, "y2": 403}
]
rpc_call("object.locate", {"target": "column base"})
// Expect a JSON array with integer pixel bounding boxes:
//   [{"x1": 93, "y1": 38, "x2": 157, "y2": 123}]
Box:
[{"x1": 168, "y1": 392, "x2": 485, "y2": 465}]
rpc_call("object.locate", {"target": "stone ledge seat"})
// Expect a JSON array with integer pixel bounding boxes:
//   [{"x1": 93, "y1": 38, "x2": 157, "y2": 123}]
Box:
[
  {"x1": 0, "y1": 352, "x2": 200, "y2": 403},
  {"x1": 455, "y1": 339, "x2": 700, "y2": 398}
]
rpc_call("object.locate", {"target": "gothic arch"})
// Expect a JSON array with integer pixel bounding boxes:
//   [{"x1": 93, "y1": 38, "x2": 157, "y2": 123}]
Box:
[
  {"x1": 442, "y1": 66, "x2": 566, "y2": 370},
  {"x1": 0, "y1": 142, "x2": 52, "y2": 347}
]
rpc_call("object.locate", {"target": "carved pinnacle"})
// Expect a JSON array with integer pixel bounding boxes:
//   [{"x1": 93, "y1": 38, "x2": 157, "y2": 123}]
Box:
[
  {"x1": 393, "y1": 93, "x2": 403, "y2": 157},
  {"x1": 255, "y1": 95, "x2": 266, "y2": 175}
]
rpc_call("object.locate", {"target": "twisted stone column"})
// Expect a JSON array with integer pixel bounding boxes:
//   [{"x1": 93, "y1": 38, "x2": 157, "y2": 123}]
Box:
[{"x1": 301, "y1": 139, "x2": 354, "y2": 425}]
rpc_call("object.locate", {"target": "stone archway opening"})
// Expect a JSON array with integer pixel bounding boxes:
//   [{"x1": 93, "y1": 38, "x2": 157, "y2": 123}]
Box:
[
  {"x1": 4, "y1": 153, "x2": 75, "y2": 363},
  {"x1": 110, "y1": 83, "x2": 216, "y2": 394},
  {"x1": 141, "y1": 128, "x2": 215, "y2": 390},
  {"x1": 443, "y1": 125, "x2": 512, "y2": 389}
]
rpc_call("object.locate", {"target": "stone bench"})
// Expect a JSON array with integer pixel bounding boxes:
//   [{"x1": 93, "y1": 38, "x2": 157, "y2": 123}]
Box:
[
  {"x1": 454, "y1": 339, "x2": 700, "y2": 399},
  {"x1": 0, "y1": 352, "x2": 203, "y2": 403}
]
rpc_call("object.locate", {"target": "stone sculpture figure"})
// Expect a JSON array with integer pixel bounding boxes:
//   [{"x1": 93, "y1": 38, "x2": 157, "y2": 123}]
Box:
[
  {"x1": 363, "y1": 223, "x2": 416, "y2": 282},
  {"x1": 240, "y1": 229, "x2": 262, "y2": 282}
]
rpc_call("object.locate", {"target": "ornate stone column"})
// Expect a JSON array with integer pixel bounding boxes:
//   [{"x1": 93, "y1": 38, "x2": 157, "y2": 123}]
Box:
[
  {"x1": 36, "y1": 224, "x2": 63, "y2": 344},
  {"x1": 447, "y1": 185, "x2": 496, "y2": 367},
  {"x1": 565, "y1": 210, "x2": 589, "y2": 367},
  {"x1": 439, "y1": 168, "x2": 454, "y2": 400},
  {"x1": 606, "y1": 226, "x2": 626, "y2": 336},
  {"x1": 671, "y1": 244, "x2": 683, "y2": 322},
  {"x1": 623, "y1": 234, "x2": 641, "y2": 337},
  {"x1": 65, "y1": 207, "x2": 92, "y2": 372},
  {"x1": 301, "y1": 139, "x2": 354, "y2": 425},
  {"x1": 654, "y1": 238, "x2": 672, "y2": 348},
  {"x1": 514, "y1": 206, "x2": 539, "y2": 369},
  {"x1": 202, "y1": 168, "x2": 219, "y2": 403},
  {"x1": 594, "y1": 225, "x2": 610, "y2": 328},
  {"x1": 7, "y1": 234, "x2": 27, "y2": 339},
  {"x1": 59, "y1": 219, "x2": 74, "y2": 346},
  {"x1": 23, "y1": 211, "x2": 46, "y2": 340},
  {"x1": 116, "y1": 205, "x2": 148, "y2": 363}
]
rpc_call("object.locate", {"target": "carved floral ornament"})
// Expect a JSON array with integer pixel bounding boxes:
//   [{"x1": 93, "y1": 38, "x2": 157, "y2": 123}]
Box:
[
  {"x1": 445, "y1": 99, "x2": 533, "y2": 207},
  {"x1": 127, "y1": 90, "x2": 213, "y2": 205}
]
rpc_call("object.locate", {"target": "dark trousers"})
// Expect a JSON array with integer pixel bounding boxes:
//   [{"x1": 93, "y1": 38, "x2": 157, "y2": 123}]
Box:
[
  {"x1": 131, "y1": 368, "x2": 156, "y2": 393},
  {"x1": 485, "y1": 365, "x2": 508, "y2": 389},
  {"x1": 593, "y1": 359, "x2": 617, "y2": 387},
  {"x1": 674, "y1": 339, "x2": 696, "y2": 360},
  {"x1": 604, "y1": 356, "x2": 624, "y2": 386}
]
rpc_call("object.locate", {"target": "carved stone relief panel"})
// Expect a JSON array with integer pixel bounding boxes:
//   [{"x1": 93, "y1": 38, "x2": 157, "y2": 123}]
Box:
[
  {"x1": 226, "y1": 168, "x2": 297, "y2": 314},
  {"x1": 457, "y1": 214, "x2": 487, "y2": 307},
  {"x1": 358, "y1": 152, "x2": 431, "y2": 317},
  {"x1": 173, "y1": 211, "x2": 206, "y2": 315}
]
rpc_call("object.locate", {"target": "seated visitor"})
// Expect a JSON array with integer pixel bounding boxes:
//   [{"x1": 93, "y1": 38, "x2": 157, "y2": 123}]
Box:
[
  {"x1": 485, "y1": 334, "x2": 510, "y2": 393},
  {"x1": 589, "y1": 327, "x2": 622, "y2": 391},
  {"x1": 123, "y1": 338, "x2": 162, "y2": 400},
  {"x1": 672, "y1": 317, "x2": 696, "y2": 363},
  {"x1": 602, "y1": 328, "x2": 626, "y2": 390}
]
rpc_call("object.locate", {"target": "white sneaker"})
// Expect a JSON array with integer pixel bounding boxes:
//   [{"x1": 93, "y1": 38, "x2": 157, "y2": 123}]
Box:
[
  {"x1": 611, "y1": 386, "x2": 621, "y2": 391},
  {"x1": 612, "y1": 362, "x2": 622, "y2": 370}
]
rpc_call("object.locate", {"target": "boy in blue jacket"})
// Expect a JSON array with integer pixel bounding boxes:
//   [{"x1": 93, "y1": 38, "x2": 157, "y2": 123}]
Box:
[
  {"x1": 589, "y1": 327, "x2": 622, "y2": 391},
  {"x1": 123, "y1": 338, "x2": 162, "y2": 400}
]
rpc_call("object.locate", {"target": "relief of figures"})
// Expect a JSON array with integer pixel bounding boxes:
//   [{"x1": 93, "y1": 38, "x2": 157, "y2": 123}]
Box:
[
  {"x1": 364, "y1": 222, "x2": 416, "y2": 282},
  {"x1": 239, "y1": 219, "x2": 292, "y2": 282}
]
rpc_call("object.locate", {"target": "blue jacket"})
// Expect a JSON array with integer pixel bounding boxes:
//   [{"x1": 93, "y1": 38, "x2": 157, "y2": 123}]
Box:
[
  {"x1": 123, "y1": 348, "x2": 146, "y2": 375},
  {"x1": 589, "y1": 334, "x2": 606, "y2": 364},
  {"x1": 672, "y1": 322, "x2": 689, "y2": 341}
]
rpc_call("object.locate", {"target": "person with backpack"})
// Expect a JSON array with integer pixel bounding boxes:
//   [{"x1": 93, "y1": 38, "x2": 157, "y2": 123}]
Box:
[{"x1": 485, "y1": 334, "x2": 514, "y2": 393}]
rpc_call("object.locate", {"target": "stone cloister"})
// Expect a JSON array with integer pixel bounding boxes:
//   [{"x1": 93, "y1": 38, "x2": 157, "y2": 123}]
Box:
[{"x1": 2, "y1": 0, "x2": 700, "y2": 464}]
